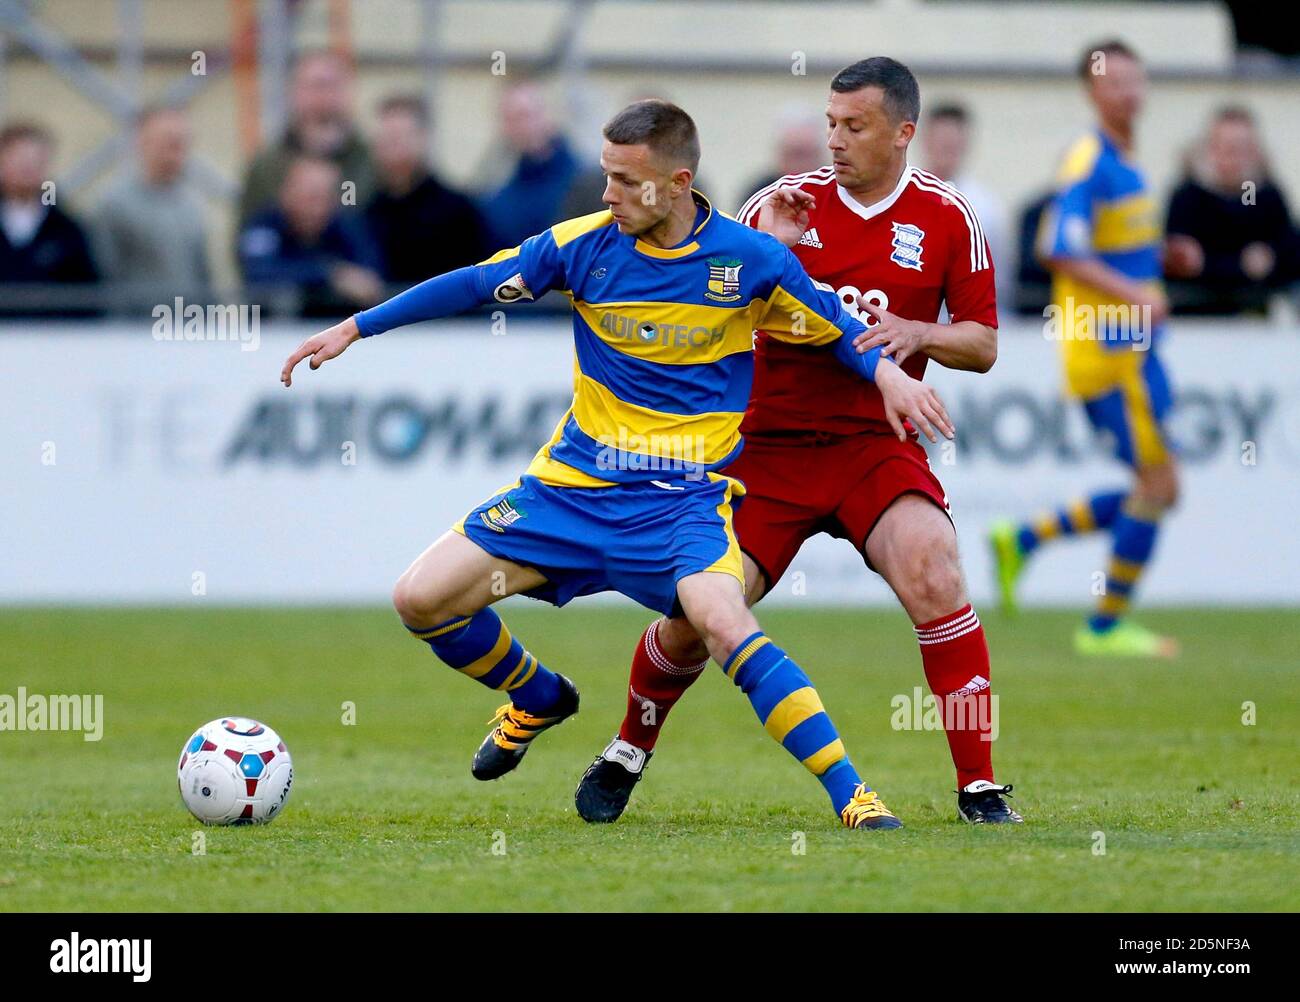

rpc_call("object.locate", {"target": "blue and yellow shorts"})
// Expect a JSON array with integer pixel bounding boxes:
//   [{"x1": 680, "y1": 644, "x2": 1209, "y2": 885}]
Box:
[
  {"x1": 1080, "y1": 350, "x2": 1175, "y2": 468},
  {"x1": 454, "y1": 472, "x2": 746, "y2": 616}
]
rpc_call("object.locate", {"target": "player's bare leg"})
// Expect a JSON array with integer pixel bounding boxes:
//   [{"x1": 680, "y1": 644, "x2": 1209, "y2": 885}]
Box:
[
  {"x1": 392, "y1": 530, "x2": 547, "y2": 627},
  {"x1": 392, "y1": 531, "x2": 580, "y2": 780},
  {"x1": 655, "y1": 554, "x2": 766, "y2": 661},
  {"x1": 866, "y1": 494, "x2": 1020, "y2": 823},
  {"x1": 578, "y1": 569, "x2": 902, "y2": 829}
]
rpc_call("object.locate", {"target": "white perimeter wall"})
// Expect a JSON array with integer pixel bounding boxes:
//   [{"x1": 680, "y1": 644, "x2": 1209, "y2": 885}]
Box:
[{"x1": 3, "y1": 319, "x2": 1297, "y2": 607}]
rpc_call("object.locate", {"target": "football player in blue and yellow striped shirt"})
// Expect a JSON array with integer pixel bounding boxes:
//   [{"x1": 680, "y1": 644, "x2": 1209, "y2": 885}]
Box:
[
  {"x1": 990, "y1": 41, "x2": 1179, "y2": 657},
  {"x1": 282, "y1": 100, "x2": 953, "y2": 828}
]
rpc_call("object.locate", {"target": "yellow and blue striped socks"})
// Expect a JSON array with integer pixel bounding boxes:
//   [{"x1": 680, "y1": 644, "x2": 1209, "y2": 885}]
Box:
[
  {"x1": 1017, "y1": 489, "x2": 1125, "y2": 555},
  {"x1": 1089, "y1": 498, "x2": 1162, "y2": 633},
  {"x1": 405, "y1": 608, "x2": 562, "y2": 712},
  {"x1": 722, "y1": 631, "x2": 862, "y2": 814}
]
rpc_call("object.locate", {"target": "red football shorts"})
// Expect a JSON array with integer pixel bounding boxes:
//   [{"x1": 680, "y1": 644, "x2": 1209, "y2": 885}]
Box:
[{"x1": 724, "y1": 431, "x2": 951, "y2": 589}]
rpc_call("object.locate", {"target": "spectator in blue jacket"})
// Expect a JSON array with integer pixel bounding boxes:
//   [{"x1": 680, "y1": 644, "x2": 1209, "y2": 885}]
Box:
[
  {"x1": 477, "y1": 81, "x2": 579, "y2": 249},
  {"x1": 239, "y1": 155, "x2": 383, "y2": 317}
]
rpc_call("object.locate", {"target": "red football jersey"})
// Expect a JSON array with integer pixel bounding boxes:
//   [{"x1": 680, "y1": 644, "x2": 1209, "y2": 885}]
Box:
[{"x1": 737, "y1": 165, "x2": 998, "y2": 437}]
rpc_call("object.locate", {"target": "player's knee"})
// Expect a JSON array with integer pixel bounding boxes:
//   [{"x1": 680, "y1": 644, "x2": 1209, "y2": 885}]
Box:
[
  {"x1": 658, "y1": 616, "x2": 710, "y2": 664},
  {"x1": 896, "y1": 541, "x2": 964, "y2": 619},
  {"x1": 690, "y1": 604, "x2": 756, "y2": 657},
  {"x1": 1160, "y1": 468, "x2": 1181, "y2": 510},
  {"x1": 391, "y1": 574, "x2": 451, "y2": 628},
  {"x1": 1135, "y1": 464, "x2": 1179, "y2": 512}
]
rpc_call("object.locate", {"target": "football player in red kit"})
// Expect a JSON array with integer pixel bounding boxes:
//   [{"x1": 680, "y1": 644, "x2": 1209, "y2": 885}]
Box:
[{"x1": 575, "y1": 57, "x2": 1023, "y2": 827}]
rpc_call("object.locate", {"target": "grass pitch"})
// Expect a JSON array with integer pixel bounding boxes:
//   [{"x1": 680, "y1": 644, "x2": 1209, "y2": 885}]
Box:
[{"x1": 1, "y1": 605, "x2": 1296, "y2": 912}]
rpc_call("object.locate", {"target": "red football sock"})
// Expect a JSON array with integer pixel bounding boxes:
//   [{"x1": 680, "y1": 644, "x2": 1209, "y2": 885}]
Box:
[
  {"x1": 618, "y1": 619, "x2": 709, "y2": 751},
  {"x1": 914, "y1": 604, "x2": 996, "y2": 789}
]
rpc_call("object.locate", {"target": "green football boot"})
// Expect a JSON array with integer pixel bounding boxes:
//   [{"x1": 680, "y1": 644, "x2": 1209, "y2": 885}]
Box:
[
  {"x1": 1074, "y1": 622, "x2": 1178, "y2": 659},
  {"x1": 987, "y1": 519, "x2": 1027, "y2": 616}
]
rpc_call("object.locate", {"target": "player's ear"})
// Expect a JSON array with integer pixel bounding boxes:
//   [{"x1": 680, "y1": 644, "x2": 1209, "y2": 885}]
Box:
[
  {"x1": 897, "y1": 120, "x2": 917, "y2": 149},
  {"x1": 671, "y1": 167, "x2": 693, "y2": 197}
]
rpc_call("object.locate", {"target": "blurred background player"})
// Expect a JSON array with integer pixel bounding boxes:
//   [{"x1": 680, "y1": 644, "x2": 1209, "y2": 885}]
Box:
[
  {"x1": 575, "y1": 58, "x2": 1018, "y2": 827},
  {"x1": 990, "y1": 40, "x2": 1178, "y2": 658}
]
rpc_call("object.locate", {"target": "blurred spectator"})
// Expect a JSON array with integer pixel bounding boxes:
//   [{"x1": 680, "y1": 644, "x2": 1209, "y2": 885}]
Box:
[
  {"x1": 94, "y1": 105, "x2": 210, "y2": 313},
  {"x1": 238, "y1": 50, "x2": 375, "y2": 227},
  {"x1": 1014, "y1": 191, "x2": 1054, "y2": 316},
  {"x1": 478, "y1": 81, "x2": 578, "y2": 247},
  {"x1": 239, "y1": 155, "x2": 383, "y2": 317},
  {"x1": 1164, "y1": 106, "x2": 1299, "y2": 314},
  {"x1": 736, "y1": 106, "x2": 826, "y2": 209},
  {"x1": 0, "y1": 121, "x2": 98, "y2": 315},
  {"x1": 559, "y1": 161, "x2": 613, "y2": 222},
  {"x1": 919, "y1": 102, "x2": 1011, "y2": 308},
  {"x1": 365, "y1": 95, "x2": 490, "y2": 284}
]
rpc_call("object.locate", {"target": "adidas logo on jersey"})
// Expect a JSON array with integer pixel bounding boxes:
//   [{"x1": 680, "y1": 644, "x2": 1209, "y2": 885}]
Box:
[{"x1": 797, "y1": 227, "x2": 823, "y2": 249}]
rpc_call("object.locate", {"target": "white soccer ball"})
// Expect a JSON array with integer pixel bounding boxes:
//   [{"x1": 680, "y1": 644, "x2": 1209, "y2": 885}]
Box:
[{"x1": 177, "y1": 717, "x2": 294, "y2": 825}]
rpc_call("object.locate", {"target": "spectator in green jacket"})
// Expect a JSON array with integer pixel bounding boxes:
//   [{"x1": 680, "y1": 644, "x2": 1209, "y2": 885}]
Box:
[{"x1": 238, "y1": 50, "x2": 375, "y2": 229}]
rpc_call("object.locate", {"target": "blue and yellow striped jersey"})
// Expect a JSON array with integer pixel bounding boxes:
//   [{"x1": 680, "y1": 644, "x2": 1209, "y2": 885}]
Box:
[
  {"x1": 1038, "y1": 130, "x2": 1164, "y2": 397},
  {"x1": 471, "y1": 191, "x2": 867, "y2": 488}
]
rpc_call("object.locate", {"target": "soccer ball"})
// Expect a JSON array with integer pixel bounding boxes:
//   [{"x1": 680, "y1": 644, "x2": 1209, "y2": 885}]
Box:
[{"x1": 177, "y1": 717, "x2": 294, "y2": 825}]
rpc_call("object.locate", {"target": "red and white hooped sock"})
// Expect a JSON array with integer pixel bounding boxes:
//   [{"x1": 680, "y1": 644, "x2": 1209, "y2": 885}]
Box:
[
  {"x1": 914, "y1": 604, "x2": 996, "y2": 788},
  {"x1": 618, "y1": 619, "x2": 709, "y2": 751}
]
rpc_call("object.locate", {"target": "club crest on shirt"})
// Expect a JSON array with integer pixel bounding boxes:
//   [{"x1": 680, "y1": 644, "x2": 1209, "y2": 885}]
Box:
[
  {"x1": 889, "y1": 223, "x2": 925, "y2": 272},
  {"x1": 705, "y1": 257, "x2": 743, "y2": 302},
  {"x1": 480, "y1": 495, "x2": 526, "y2": 533}
]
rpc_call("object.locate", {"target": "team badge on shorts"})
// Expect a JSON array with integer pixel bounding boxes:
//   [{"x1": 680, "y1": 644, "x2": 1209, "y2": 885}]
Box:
[
  {"x1": 480, "y1": 496, "x2": 526, "y2": 533},
  {"x1": 890, "y1": 223, "x2": 925, "y2": 272},
  {"x1": 705, "y1": 257, "x2": 744, "y2": 302}
]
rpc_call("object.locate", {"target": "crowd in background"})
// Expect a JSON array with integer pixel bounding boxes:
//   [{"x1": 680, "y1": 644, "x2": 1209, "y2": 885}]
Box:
[{"x1": 1, "y1": 49, "x2": 1297, "y2": 320}]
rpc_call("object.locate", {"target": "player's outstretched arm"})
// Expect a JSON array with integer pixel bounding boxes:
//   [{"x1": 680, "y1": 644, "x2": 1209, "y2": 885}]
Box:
[
  {"x1": 281, "y1": 315, "x2": 361, "y2": 386},
  {"x1": 279, "y1": 265, "x2": 496, "y2": 386},
  {"x1": 281, "y1": 229, "x2": 565, "y2": 387}
]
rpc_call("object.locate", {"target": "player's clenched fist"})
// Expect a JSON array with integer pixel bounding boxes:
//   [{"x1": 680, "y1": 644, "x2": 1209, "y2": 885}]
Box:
[
  {"x1": 281, "y1": 315, "x2": 362, "y2": 387},
  {"x1": 873, "y1": 360, "x2": 954, "y2": 444}
]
